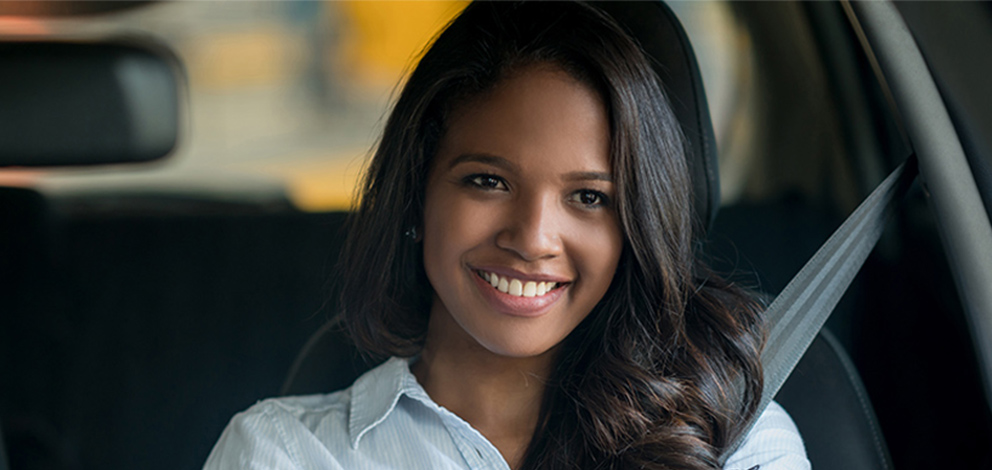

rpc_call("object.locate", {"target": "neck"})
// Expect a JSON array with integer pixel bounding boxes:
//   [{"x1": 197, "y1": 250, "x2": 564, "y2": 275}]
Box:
[{"x1": 412, "y1": 312, "x2": 556, "y2": 469}]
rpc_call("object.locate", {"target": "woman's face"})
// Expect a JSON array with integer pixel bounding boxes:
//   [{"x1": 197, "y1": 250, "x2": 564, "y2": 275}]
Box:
[{"x1": 421, "y1": 66, "x2": 623, "y2": 358}]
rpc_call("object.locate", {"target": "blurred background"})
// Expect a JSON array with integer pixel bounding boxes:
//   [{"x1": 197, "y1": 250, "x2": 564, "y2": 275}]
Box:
[{"x1": 0, "y1": 0, "x2": 758, "y2": 212}]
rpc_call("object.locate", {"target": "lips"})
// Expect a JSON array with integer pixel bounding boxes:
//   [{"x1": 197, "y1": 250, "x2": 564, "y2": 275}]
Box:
[{"x1": 470, "y1": 267, "x2": 569, "y2": 317}]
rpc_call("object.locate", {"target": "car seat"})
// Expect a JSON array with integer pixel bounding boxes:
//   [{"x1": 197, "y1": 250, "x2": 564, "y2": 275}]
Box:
[{"x1": 282, "y1": 2, "x2": 894, "y2": 469}]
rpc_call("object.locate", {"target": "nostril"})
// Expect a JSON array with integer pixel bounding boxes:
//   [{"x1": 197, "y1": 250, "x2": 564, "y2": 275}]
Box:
[{"x1": 494, "y1": 225, "x2": 562, "y2": 261}]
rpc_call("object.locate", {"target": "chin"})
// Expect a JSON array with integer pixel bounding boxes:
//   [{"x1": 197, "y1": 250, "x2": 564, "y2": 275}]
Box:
[{"x1": 474, "y1": 332, "x2": 561, "y2": 359}]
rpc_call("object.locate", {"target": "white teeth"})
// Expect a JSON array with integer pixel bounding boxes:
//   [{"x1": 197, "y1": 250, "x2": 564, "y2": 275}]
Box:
[
  {"x1": 509, "y1": 279, "x2": 523, "y2": 296},
  {"x1": 481, "y1": 271, "x2": 561, "y2": 298},
  {"x1": 523, "y1": 281, "x2": 537, "y2": 297}
]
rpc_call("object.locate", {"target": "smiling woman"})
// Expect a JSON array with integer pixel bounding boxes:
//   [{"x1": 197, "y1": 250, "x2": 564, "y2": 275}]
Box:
[
  {"x1": 420, "y1": 66, "x2": 621, "y2": 360},
  {"x1": 204, "y1": 2, "x2": 808, "y2": 470}
]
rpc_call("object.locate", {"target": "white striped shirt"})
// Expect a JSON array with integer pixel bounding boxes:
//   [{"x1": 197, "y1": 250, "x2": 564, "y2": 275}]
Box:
[{"x1": 204, "y1": 357, "x2": 809, "y2": 470}]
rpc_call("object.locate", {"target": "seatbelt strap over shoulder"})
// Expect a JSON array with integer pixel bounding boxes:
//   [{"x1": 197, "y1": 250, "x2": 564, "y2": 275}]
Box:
[{"x1": 719, "y1": 156, "x2": 918, "y2": 464}]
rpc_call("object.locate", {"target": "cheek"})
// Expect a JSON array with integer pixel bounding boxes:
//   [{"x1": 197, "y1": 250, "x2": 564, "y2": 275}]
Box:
[
  {"x1": 604, "y1": 223, "x2": 624, "y2": 274},
  {"x1": 571, "y1": 217, "x2": 624, "y2": 299},
  {"x1": 422, "y1": 191, "x2": 494, "y2": 282}
]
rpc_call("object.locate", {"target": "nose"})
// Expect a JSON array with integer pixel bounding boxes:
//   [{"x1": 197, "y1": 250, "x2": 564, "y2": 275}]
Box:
[{"x1": 495, "y1": 192, "x2": 564, "y2": 261}]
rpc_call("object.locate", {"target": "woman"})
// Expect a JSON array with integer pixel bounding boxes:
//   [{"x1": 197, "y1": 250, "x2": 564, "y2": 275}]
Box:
[{"x1": 205, "y1": 2, "x2": 808, "y2": 469}]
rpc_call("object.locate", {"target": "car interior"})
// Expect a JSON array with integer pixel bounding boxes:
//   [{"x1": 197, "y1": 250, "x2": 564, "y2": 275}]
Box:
[{"x1": 2, "y1": 1, "x2": 991, "y2": 469}]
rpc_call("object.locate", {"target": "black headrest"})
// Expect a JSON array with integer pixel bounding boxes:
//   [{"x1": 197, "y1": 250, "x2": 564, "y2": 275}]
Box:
[{"x1": 595, "y1": 1, "x2": 721, "y2": 232}]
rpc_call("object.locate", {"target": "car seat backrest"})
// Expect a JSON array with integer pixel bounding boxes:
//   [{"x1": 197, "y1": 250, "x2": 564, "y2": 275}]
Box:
[{"x1": 775, "y1": 329, "x2": 894, "y2": 470}]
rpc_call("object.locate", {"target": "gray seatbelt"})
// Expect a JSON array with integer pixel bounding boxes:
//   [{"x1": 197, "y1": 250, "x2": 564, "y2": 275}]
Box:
[{"x1": 720, "y1": 156, "x2": 918, "y2": 464}]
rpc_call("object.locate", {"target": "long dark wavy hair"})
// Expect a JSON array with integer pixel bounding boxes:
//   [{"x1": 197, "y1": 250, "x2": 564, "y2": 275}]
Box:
[{"x1": 337, "y1": 2, "x2": 765, "y2": 468}]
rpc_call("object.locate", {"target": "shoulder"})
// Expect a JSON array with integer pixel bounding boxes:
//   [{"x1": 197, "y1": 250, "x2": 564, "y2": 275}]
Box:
[
  {"x1": 723, "y1": 401, "x2": 811, "y2": 470},
  {"x1": 202, "y1": 357, "x2": 418, "y2": 470},
  {"x1": 203, "y1": 391, "x2": 352, "y2": 470}
]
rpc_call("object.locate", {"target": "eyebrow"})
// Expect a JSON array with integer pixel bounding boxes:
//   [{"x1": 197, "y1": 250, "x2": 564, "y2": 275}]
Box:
[
  {"x1": 563, "y1": 171, "x2": 613, "y2": 183},
  {"x1": 447, "y1": 153, "x2": 613, "y2": 182},
  {"x1": 448, "y1": 153, "x2": 520, "y2": 173}
]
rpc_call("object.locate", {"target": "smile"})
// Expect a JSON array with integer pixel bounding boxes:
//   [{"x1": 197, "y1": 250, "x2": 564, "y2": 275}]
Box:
[
  {"x1": 470, "y1": 268, "x2": 569, "y2": 318},
  {"x1": 476, "y1": 270, "x2": 564, "y2": 297}
]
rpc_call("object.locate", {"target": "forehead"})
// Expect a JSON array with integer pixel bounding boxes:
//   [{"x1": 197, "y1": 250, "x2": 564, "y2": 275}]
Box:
[{"x1": 437, "y1": 65, "x2": 611, "y2": 172}]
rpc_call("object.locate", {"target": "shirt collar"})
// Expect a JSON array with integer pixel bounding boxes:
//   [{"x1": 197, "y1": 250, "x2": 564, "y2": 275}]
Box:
[{"x1": 348, "y1": 356, "x2": 427, "y2": 449}]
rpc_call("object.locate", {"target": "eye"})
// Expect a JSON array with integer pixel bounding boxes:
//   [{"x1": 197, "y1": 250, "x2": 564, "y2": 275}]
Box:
[
  {"x1": 569, "y1": 189, "x2": 610, "y2": 208},
  {"x1": 464, "y1": 174, "x2": 507, "y2": 190}
]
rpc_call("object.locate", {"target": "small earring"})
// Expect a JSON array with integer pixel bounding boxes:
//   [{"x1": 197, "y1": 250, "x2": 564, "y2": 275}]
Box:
[{"x1": 405, "y1": 226, "x2": 418, "y2": 241}]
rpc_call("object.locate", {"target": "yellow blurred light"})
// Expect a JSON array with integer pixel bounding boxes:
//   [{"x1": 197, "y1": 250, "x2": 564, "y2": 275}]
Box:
[
  {"x1": 244, "y1": 150, "x2": 369, "y2": 212},
  {"x1": 185, "y1": 28, "x2": 306, "y2": 90},
  {"x1": 336, "y1": 0, "x2": 467, "y2": 90}
]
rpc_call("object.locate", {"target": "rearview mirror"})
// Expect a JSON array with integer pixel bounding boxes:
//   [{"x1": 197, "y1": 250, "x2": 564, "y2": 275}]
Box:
[{"x1": 0, "y1": 38, "x2": 182, "y2": 167}]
